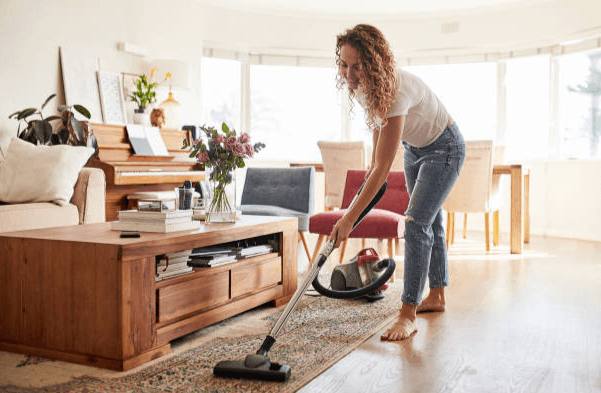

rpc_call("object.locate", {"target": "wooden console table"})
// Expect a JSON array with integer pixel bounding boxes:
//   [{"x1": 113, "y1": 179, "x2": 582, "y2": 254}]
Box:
[{"x1": 0, "y1": 216, "x2": 298, "y2": 371}]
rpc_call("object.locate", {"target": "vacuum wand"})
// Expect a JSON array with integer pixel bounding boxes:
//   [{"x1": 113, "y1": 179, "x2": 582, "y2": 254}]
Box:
[{"x1": 213, "y1": 180, "x2": 387, "y2": 382}]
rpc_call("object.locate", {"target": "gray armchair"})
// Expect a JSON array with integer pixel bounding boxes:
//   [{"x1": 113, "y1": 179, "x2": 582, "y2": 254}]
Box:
[{"x1": 240, "y1": 166, "x2": 315, "y2": 260}]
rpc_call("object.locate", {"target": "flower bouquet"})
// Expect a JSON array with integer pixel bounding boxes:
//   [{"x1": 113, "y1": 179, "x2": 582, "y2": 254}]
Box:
[{"x1": 183, "y1": 122, "x2": 265, "y2": 223}]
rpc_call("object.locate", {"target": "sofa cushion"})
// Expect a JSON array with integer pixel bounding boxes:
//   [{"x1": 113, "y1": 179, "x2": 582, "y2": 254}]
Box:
[
  {"x1": 0, "y1": 138, "x2": 94, "y2": 206},
  {"x1": 0, "y1": 202, "x2": 79, "y2": 233}
]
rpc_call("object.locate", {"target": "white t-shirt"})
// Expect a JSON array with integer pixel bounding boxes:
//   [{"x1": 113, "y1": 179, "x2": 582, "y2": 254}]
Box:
[{"x1": 356, "y1": 69, "x2": 451, "y2": 148}]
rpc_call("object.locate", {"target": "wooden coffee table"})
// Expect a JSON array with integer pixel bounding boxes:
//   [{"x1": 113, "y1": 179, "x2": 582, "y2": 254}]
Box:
[{"x1": 0, "y1": 215, "x2": 298, "y2": 371}]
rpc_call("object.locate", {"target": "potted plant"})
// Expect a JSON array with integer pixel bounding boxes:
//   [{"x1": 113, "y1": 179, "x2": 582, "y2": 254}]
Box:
[
  {"x1": 129, "y1": 68, "x2": 171, "y2": 125},
  {"x1": 9, "y1": 94, "x2": 98, "y2": 153}
]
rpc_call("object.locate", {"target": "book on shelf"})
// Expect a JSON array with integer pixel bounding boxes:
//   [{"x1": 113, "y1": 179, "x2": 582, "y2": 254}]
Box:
[
  {"x1": 156, "y1": 265, "x2": 194, "y2": 281},
  {"x1": 188, "y1": 254, "x2": 237, "y2": 267},
  {"x1": 157, "y1": 261, "x2": 191, "y2": 274},
  {"x1": 190, "y1": 246, "x2": 236, "y2": 257},
  {"x1": 111, "y1": 220, "x2": 200, "y2": 233},
  {"x1": 236, "y1": 244, "x2": 273, "y2": 258},
  {"x1": 118, "y1": 209, "x2": 193, "y2": 220}
]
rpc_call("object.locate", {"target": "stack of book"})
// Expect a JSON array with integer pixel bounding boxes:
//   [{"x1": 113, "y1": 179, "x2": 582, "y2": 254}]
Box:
[
  {"x1": 111, "y1": 209, "x2": 200, "y2": 233},
  {"x1": 156, "y1": 250, "x2": 194, "y2": 281},
  {"x1": 236, "y1": 244, "x2": 273, "y2": 259},
  {"x1": 188, "y1": 246, "x2": 237, "y2": 268}
]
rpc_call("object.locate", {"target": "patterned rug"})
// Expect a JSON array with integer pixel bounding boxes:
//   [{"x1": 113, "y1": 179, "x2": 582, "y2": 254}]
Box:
[{"x1": 0, "y1": 282, "x2": 402, "y2": 393}]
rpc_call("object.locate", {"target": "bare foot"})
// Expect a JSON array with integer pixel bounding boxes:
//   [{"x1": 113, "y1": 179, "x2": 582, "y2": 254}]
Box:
[
  {"x1": 417, "y1": 287, "x2": 446, "y2": 313},
  {"x1": 381, "y1": 305, "x2": 417, "y2": 341}
]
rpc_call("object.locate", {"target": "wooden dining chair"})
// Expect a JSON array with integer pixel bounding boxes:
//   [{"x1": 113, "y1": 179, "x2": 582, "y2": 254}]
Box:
[
  {"x1": 317, "y1": 141, "x2": 366, "y2": 211},
  {"x1": 443, "y1": 140, "x2": 502, "y2": 251}
]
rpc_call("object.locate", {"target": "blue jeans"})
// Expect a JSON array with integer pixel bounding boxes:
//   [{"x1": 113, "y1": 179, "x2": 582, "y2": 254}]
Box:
[{"x1": 401, "y1": 123, "x2": 465, "y2": 306}]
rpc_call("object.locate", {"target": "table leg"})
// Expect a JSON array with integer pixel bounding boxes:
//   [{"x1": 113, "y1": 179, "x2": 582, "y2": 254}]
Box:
[
  {"x1": 524, "y1": 171, "x2": 530, "y2": 244},
  {"x1": 510, "y1": 166, "x2": 524, "y2": 254}
]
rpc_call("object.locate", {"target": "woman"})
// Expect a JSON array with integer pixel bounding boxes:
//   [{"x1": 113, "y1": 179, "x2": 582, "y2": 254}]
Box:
[{"x1": 331, "y1": 24, "x2": 465, "y2": 341}]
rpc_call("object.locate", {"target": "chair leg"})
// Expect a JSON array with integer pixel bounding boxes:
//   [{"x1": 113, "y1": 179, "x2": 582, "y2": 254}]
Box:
[
  {"x1": 446, "y1": 212, "x2": 451, "y2": 248},
  {"x1": 299, "y1": 232, "x2": 311, "y2": 261},
  {"x1": 387, "y1": 239, "x2": 395, "y2": 283},
  {"x1": 450, "y1": 213, "x2": 456, "y2": 245},
  {"x1": 339, "y1": 240, "x2": 348, "y2": 264},
  {"x1": 463, "y1": 213, "x2": 468, "y2": 239},
  {"x1": 310, "y1": 235, "x2": 326, "y2": 267},
  {"x1": 493, "y1": 210, "x2": 500, "y2": 246},
  {"x1": 484, "y1": 212, "x2": 490, "y2": 252},
  {"x1": 361, "y1": 238, "x2": 366, "y2": 249}
]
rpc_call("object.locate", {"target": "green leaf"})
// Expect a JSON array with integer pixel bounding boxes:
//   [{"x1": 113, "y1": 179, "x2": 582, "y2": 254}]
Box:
[
  {"x1": 18, "y1": 108, "x2": 37, "y2": 120},
  {"x1": 41, "y1": 94, "x2": 56, "y2": 110},
  {"x1": 45, "y1": 115, "x2": 62, "y2": 122},
  {"x1": 73, "y1": 105, "x2": 91, "y2": 119},
  {"x1": 222, "y1": 122, "x2": 229, "y2": 133},
  {"x1": 182, "y1": 139, "x2": 189, "y2": 148},
  {"x1": 57, "y1": 127, "x2": 70, "y2": 144},
  {"x1": 9, "y1": 110, "x2": 21, "y2": 119},
  {"x1": 70, "y1": 117, "x2": 86, "y2": 142}
]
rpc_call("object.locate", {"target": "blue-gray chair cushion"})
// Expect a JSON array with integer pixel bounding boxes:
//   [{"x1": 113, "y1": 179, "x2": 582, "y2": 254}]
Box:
[
  {"x1": 240, "y1": 204, "x2": 310, "y2": 231},
  {"x1": 240, "y1": 167, "x2": 315, "y2": 231}
]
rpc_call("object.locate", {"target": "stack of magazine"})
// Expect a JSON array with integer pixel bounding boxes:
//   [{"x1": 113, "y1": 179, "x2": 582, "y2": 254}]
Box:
[
  {"x1": 188, "y1": 246, "x2": 237, "y2": 268},
  {"x1": 237, "y1": 244, "x2": 273, "y2": 259},
  {"x1": 156, "y1": 250, "x2": 194, "y2": 281},
  {"x1": 111, "y1": 209, "x2": 200, "y2": 233}
]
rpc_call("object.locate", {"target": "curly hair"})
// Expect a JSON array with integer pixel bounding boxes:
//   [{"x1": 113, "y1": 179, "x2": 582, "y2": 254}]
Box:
[{"x1": 335, "y1": 24, "x2": 398, "y2": 130}]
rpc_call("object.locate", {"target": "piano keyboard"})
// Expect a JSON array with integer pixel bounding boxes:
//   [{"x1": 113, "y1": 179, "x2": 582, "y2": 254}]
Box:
[{"x1": 119, "y1": 170, "x2": 205, "y2": 177}]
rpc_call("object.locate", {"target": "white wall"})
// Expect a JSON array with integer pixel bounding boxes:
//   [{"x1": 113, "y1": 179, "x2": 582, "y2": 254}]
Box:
[{"x1": 0, "y1": 0, "x2": 600, "y2": 242}]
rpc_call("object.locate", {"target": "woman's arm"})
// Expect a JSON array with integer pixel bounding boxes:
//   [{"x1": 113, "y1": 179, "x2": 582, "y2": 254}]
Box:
[
  {"x1": 365, "y1": 129, "x2": 379, "y2": 179},
  {"x1": 330, "y1": 115, "x2": 404, "y2": 248}
]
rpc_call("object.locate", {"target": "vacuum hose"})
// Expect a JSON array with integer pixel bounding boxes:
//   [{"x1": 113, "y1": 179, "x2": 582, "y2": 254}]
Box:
[
  {"x1": 310, "y1": 180, "x2": 395, "y2": 299},
  {"x1": 311, "y1": 258, "x2": 395, "y2": 299}
]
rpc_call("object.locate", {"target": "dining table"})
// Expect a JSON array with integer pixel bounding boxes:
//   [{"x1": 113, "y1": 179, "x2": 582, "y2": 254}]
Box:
[{"x1": 290, "y1": 161, "x2": 530, "y2": 254}]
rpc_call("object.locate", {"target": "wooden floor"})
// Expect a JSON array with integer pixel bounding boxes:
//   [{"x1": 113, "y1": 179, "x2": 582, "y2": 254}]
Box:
[{"x1": 299, "y1": 233, "x2": 601, "y2": 393}]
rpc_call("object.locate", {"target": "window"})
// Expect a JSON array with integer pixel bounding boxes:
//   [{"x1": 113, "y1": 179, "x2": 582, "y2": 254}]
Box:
[
  {"x1": 558, "y1": 49, "x2": 601, "y2": 159},
  {"x1": 200, "y1": 57, "x2": 241, "y2": 131},
  {"x1": 405, "y1": 63, "x2": 497, "y2": 141},
  {"x1": 250, "y1": 65, "x2": 341, "y2": 161},
  {"x1": 504, "y1": 55, "x2": 550, "y2": 161}
]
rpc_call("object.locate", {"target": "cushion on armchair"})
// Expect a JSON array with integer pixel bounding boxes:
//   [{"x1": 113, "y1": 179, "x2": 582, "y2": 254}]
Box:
[
  {"x1": 240, "y1": 167, "x2": 315, "y2": 231},
  {"x1": 0, "y1": 138, "x2": 94, "y2": 206}
]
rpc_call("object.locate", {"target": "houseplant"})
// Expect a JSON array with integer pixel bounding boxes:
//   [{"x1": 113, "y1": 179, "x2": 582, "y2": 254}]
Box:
[
  {"x1": 182, "y1": 122, "x2": 265, "y2": 223},
  {"x1": 9, "y1": 93, "x2": 98, "y2": 152},
  {"x1": 129, "y1": 68, "x2": 171, "y2": 125}
]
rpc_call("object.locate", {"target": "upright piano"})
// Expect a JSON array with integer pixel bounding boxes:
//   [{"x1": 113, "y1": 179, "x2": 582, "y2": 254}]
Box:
[{"x1": 86, "y1": 123, "x2": 205, "y2": 221}]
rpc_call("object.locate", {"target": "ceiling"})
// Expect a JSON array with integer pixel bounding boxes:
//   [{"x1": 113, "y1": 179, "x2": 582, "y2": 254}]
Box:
[{"x1": 196, "y1": 0, "x2": 551, "y2": 18}]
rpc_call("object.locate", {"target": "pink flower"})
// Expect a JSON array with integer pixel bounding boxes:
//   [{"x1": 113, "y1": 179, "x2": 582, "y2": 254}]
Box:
[
  {"x1": 193, "y1": 138, "x2": 201, "y2": 145},
  {"x1": 225, "y1": 136, "x2": 237, "y2": 148},
  {"x1": 245, "y1": 143, "x2": 254, "y2": 157},
  {"x1": 196, "y1": 152, "x2": 210, "y2": 163},
  {"x1": 239, "y1": 133, "x2": 250, "y2": 144},
  {"x1": 232, "y1": 143, "x2": 246, "y2": 157},
  {"x1": 214, "y1": 135, "x2": 224, "y2": 144}
]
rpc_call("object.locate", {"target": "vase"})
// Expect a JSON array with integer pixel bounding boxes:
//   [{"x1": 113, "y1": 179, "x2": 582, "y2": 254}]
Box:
[
  {"x1": 205, "y1": 168, "x2": 236, "y2": 223},
  {"x1": 133, "y1": 109, "x2": 150, "y2": 126}
]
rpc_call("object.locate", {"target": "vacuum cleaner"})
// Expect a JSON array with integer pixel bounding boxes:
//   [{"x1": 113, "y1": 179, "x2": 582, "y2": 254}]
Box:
[{"x1": 213, "y1": 180, "x2": 395, "y2": 382}]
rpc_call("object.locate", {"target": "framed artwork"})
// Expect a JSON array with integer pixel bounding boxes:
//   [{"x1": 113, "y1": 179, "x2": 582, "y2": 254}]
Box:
[
  {"x1": 97, "y1": 71, "x2": 127, "y2": 125},
  {"x1": 59, "y1": 46, "x2": 103, "y2": 123}
]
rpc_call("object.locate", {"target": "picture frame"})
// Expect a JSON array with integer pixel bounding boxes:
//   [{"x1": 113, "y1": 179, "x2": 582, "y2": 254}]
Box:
[
  {"x1": 97, "y1": 70, "x2": 127, "y2": 125},
  {"x1": 59, "y1": 46, "x2": 104, "y2": 123}
]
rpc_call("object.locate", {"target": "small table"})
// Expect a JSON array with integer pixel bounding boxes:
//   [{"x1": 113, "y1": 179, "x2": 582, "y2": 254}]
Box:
[
  {"x1": 291, "y1": 161, "x2": 531, "y2": 254},
  {"x1": 0, "y1": 216, "x2": 298, "y2": 370}
]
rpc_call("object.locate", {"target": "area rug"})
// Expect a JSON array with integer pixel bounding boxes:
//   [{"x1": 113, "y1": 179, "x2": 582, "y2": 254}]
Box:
[{"x1": 0, "y1": 282, "x2": 402, "y2": 393}]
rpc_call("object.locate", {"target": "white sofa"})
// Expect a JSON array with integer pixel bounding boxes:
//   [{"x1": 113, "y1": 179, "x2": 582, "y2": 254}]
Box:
[{"x1": 0, "y1": 167, "x2": 106, "y2": 233}]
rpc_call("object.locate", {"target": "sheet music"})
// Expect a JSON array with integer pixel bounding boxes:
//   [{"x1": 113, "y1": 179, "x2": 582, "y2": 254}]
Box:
[{"x1": 126, "y1": 125, "x2": 170, "y2": 156}]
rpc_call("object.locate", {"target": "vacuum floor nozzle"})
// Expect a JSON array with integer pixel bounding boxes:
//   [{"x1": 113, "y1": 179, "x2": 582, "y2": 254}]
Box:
[{"x1": 213, "y1": 359, "x2": 291, "y2": 382}]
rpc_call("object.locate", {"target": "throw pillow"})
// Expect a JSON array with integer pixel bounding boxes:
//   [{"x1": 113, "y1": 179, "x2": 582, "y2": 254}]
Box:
[{"x1": 0, "y1": 138, "x2": 94, "y2": 206}]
